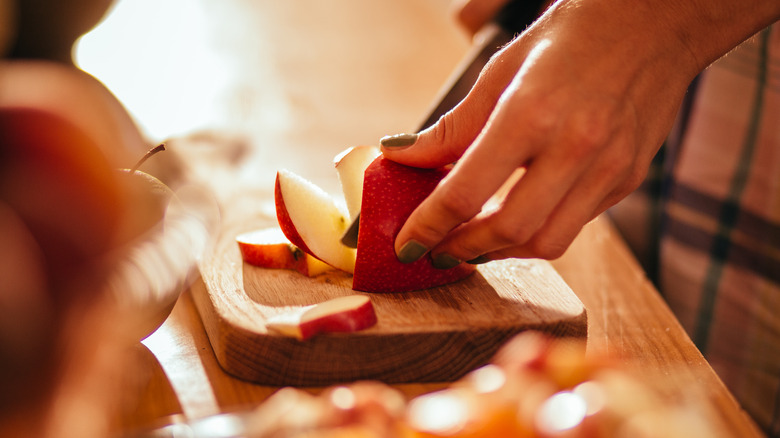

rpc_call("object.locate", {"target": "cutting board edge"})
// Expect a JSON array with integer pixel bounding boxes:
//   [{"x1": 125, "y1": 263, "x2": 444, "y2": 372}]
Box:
[{"x1": 192, "y1": 284, "x2": 587, "y2": 386}]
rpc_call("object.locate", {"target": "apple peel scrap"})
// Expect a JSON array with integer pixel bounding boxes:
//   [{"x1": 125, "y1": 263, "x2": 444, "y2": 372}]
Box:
[{"x1": 266, "y1": 295, "x2": 377, "y2": 340}]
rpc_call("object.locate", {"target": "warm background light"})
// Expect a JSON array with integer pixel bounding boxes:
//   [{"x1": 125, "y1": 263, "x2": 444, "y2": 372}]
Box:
[
  {"x1": 73, "y1": 1, "x2": 467, "y2": 190},
  {"x1": 74, "y1": 0, "x2": 233, "y2": 141}
]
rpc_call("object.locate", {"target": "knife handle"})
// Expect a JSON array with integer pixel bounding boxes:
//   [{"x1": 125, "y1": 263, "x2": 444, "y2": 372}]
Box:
[
  {"x1": 417, "y1": 0, "x2": 549, "y2": 131},
  {"x1": 495, "y1": 0, "x2": 550, "y2": 36}
]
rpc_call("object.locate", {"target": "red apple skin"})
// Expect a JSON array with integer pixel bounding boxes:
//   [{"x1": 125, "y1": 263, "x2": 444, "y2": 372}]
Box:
[
  {"x1": 352, "y1": 157, "x2": 476, "y2": 293},
  {"x1": 274, "y1": 172, "x2": 317, "y2": 257},
  {"x1": 237, "y1": 228, "x2": 304, "y2": 269},
  {"x1": 240, "y1": 240, "x2": 304, "y2": 271},
  {"x1": 237, "y1": 227, "x2": 329, "y2": 277},
  {"x1": 298, "y1": 296, "x2": 378, "y2": 340}
]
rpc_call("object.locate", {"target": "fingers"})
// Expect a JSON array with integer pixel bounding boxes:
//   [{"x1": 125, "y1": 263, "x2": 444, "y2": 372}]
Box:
[
  {"x1": 431, "y1": 136, "x2": 604, "y2": 263},
  {"x1": 448, "y1": 170, "x2": 610, "y2": 262},
  {"x1": 381, "y1": 0, "x2": 689, "y2": 269},
  {"x1": 477, "y1": 168, "x2": 623, "y2": 262},
  {"x1": 378, "y1": 103, "x2": 488, "y2": 169},
  {"x1": 443, "y1": 128, "x2": 645, "y2": 263},
  {"x1": 386, "y1": 35, "x2": 647, "y2": 267},
  {"x1": 381, "y1": 39, "x2": 535, "y2": 265},
  {"x1": 389, "y1": 65, "x2": 548, "y2": 263},
  {"x1": 390, "y1": 39, "x2": 566, "y2": 263}
]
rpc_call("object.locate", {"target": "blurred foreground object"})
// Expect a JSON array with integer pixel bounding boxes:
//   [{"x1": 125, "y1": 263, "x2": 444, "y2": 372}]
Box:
[
  {"x1": 182, "y1": 332, "x2": 719, "y2": 438},
  {"x1": 6, "y1": 0, "x2": 114, "y2": 63},
  {"x1": 0, "y1": 1, "x2": 216, "y2": 436},
  {"x1": 0, "y1": 0, "x2": 15, "y2": 56},
  {"x1": 405, "y1": 332, "x2": 718, "y2": 437},
  {"x1": 0, "y1": 58, "x2": 217, "y2": 437}
]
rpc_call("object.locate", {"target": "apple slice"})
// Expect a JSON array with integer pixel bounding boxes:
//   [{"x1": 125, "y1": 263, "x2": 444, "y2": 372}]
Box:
[
  {"x1": 275, "y1": 169, "x2": 356, "y2": 273},
  {"x1": 237, "y1": 227, "x2": 334, "y2": 277},
  {"x1": 352, "y1": 157, "x2": 476, "y2": 293},
  {"x1": 333, "y1": 145, "x2": 381, "y2": 221},
  {"x1": 266, "y1": 295, "x2": 377, "y2": 340}
]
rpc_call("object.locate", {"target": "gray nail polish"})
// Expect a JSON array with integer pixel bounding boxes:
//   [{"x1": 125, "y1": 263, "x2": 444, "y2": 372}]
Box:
[
  {"x1": 432, "y1": 253, "x2": 461, "y2": 270},
  {"x1": 380, "y1": 133, "x2": 418, "y2": 148},
  {"x1": 397, "y1": 240, "x2": 428, "y2": 264}
]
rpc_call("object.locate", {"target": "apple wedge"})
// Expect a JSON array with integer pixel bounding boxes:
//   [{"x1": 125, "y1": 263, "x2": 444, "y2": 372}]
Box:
[
  {"x1": 237, "y1": 227, "x2": 334, "y2": 277},
  {"x1": 275, "y1": 169, "x2": 356, "y2": 273},
  {"x1": 353, "y1": 157, "x2": 476, "y2": 293},
  {"x1": 333, "y1": 145, "x2": 380, "y2": 221},
  {"x1": 266, "y1": 295, "x2": 377, "y2": 341}
]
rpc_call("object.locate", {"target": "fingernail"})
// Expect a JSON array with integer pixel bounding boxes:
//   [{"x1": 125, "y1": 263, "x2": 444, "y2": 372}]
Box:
[
  {"x1": 397, "y1": 240, "x2": 428, "y2": 264},
  {"x1": 466, "y1": 255, "x2": 490, "y2": 265},
  {"x1": 432, "y1": 253, "x2": 461, "y2": 270},
  {"x1": 381, "y1": 133, "x2": 418, "y2": 148}
]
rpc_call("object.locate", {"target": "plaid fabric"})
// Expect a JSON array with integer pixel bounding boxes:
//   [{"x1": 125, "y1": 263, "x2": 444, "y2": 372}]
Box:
[{"x1": 609, "y1": 25, "x2": 780, "y2": 435}]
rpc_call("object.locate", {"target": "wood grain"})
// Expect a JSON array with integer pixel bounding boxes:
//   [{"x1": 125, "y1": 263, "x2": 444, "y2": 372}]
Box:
[
  {"x1": 192, "y1": 202, "x2": 586, "y2": 386},
  {"x1": 551, "y1": 217, "x2": 764, "y2": 438}
]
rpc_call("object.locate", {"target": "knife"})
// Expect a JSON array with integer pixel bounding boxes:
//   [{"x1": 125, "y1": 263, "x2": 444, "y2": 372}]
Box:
[{"x1": 341, "y1": 0, "x2": 548, "y2": 248}]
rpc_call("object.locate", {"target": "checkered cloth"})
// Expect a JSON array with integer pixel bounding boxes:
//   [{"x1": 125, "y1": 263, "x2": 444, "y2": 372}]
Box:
[{"x1": 609, "y1": 25, "x2": 780, "y2": 435}]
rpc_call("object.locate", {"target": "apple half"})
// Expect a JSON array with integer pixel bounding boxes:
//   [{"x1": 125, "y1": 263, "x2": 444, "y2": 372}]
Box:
[
  {"x1": 266, "y1": 295, "x2": 377, "y2": 340},
  {"x1": 352, "y1": 157, "x2": 476, "y2": 293},
  {"x1": 275, "y1": 169, "x2": 356, "y2": 273},
  {"x1": 237, "y1": 227, "x2": 334, "y2": 277}
]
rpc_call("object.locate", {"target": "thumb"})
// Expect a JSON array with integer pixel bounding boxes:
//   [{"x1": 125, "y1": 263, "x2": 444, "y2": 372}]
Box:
[
  {"x1": 380, "y1": 40, "x2": 524, "y2": 168},
  {"x1": 379, "y1": 100, "x2": 489, "y2": 168}
]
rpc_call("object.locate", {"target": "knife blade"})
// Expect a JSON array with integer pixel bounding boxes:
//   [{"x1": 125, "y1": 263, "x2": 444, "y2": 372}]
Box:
[{"x1": 340, "y1": 0, "x2": 548, "y2": 248}]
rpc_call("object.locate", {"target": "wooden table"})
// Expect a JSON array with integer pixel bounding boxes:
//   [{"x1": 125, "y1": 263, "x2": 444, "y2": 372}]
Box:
[{"x1": 74, "y1": 1, "x2": 762, "y2": 436}]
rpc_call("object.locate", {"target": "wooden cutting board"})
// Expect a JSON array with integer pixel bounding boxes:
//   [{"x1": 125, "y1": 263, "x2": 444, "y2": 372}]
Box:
[{"x1": 192, "y1": 196, "x2": 587, "y2": 387}]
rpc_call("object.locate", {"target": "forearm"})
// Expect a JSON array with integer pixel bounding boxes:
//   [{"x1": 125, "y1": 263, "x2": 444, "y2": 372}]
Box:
[{"x1": 536, "y1": 0, "x2": 780, "y2": 81}]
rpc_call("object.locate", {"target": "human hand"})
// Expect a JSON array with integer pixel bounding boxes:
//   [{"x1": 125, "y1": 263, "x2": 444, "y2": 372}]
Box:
[{"x1": 381, "y1": 0, "x2": 702, "y2": 267}]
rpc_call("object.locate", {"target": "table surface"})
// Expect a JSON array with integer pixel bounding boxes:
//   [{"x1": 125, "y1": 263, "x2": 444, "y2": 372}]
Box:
[{"x1": 76, "y1": 1, "x2": 762, "y2": 436}]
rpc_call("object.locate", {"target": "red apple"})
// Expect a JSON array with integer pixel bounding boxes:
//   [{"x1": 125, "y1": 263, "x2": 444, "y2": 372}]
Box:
[
  {"x1": 274, "y1": 169, "x2": 356, "y2": 273},
  {"x1": 237, "y1": 226, "x2": 334, "y2": 277},
  {"x1": 352, "y1": 157, "x2": 475, "y2": 293},
  {"x1": 266, "y1": 295, "x2": 377, "y2": 341}
]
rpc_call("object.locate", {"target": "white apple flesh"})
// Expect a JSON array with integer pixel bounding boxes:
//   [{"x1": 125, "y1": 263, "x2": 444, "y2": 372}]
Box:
[
  {"x1": 333, "y1": 145, "x2": 380, "y2": 221},
  {"x1": 266, "y1": 295, "x2": 377, "y2": 341},
  {"x1": 237, "y1": 227, "x2": 333, "y2": 277},
  {"x1": 275, "y1": 169, "x2": 356, "y2": 273}
]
